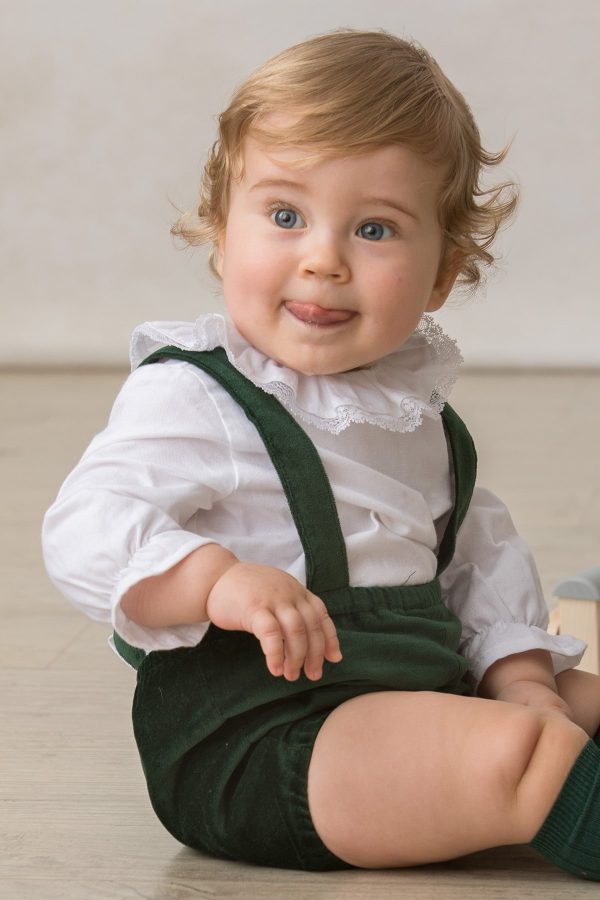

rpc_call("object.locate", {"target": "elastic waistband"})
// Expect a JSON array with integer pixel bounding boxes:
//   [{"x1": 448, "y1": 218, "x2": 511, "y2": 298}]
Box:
[{"x1": 320, "y1": 579, "x2": 442, "y2": 617}]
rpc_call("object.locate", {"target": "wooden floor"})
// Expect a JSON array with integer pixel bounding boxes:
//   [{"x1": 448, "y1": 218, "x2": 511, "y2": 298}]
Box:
[{"x1": 2, "y1": 368, "x2": 599, "y2": 899}]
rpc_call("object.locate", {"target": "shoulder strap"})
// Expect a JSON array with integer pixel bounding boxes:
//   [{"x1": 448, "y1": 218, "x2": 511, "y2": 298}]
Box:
[
  {"x1": 139, "y1": 346, "x2": 350, "y2": 594},
  {"x1": 436, "y1": 403, "x2": 478, "y2": 575},
  {"x1": 139, "y1": 347, "x2": 475, "y2": 584}
]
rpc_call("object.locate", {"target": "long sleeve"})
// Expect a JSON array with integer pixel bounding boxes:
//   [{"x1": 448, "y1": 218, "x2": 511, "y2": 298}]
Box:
[
  {"x1": 42, "y1": 360, "x2": 237, "y2": 650},
  {"x1": 439, "y1": 486, "x2": 586, "y2": 687}
]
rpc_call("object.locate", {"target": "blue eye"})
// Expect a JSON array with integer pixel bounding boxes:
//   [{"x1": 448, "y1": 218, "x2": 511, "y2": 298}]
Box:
[
  {"x1": 271, "y1": 208, "x2": 304, "y2": 229},
  {"x1": 357, "y1": 222, "x2": 394, "y2": 241}
]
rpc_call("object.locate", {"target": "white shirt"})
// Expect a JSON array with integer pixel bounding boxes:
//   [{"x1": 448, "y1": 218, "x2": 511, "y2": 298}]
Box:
[{"x1": 41, "y1": 314, "x2": 585, "y2": 686}]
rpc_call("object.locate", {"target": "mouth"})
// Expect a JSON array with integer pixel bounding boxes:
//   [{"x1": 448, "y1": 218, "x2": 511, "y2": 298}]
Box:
[{"x1": 284, "y1": 301, "x2": 356, "y2": 327}]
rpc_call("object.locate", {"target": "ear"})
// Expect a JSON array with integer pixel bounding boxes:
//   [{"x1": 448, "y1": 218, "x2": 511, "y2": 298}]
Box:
[{"x1": 426, "y1": 249, "x2": 461, "y2": 312}]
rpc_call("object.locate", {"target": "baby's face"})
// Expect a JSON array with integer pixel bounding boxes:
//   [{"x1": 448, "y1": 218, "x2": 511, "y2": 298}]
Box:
[{"x1": 216, "y1": 137, "x2": 456, "y2": 375}]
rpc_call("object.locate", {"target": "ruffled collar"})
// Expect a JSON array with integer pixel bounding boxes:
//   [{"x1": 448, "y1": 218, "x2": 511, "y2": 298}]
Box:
[{"x1": 129, "y1": 313, "x2": 462, "y2": 434}]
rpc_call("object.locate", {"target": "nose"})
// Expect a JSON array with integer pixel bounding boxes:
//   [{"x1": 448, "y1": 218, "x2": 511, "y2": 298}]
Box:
[{"x1": 298, "y1": 230, "x2": 351, "y2": 282}]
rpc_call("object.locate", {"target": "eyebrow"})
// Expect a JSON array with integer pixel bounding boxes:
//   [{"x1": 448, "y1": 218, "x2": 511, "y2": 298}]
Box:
[
  {"x1": 248, "y1": 178, "x2": 420, "y2": 222},
  {"x1": 248, "y1": 177, "x2": 307, "y2": 195},
  {"x1": 362, "y1": 196, "x2": 420, "y2": 223}
]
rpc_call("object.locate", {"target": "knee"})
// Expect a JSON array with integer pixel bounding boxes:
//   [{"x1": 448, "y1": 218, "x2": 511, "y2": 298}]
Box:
[
  {"x1": 485, "y1": 706, "x2": 549, "y2": 797},
  {"x1": 489, "y1": 706, "x2": 586, "y2": 842}
]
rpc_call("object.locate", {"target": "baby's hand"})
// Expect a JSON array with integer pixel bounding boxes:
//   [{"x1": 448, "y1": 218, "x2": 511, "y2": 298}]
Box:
[
  {"x1": 496, "y1": 679, "x2": 574, "y2": 721},
  {"x1": 206, "y1": 562, "x2": 342, "y2": 681}
]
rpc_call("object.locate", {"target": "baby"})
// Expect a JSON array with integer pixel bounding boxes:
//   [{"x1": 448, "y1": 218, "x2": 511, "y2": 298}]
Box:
[{"x1": 43, "y1": 29, "x2": 600, "y2": 878}]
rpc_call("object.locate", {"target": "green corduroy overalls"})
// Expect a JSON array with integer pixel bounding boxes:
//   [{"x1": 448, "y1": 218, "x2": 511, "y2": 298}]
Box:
[{"x1": 114, "y1": 346, "x2": 477, "y2": 870}]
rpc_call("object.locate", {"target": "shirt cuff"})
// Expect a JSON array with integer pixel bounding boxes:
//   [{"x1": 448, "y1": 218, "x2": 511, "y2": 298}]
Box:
[
  {"x1": 111, "y1": 530, "x2": 214, "y2": 651},
  {"x1": 463, "y1": 621, "x2": 587, "y2": 688}
]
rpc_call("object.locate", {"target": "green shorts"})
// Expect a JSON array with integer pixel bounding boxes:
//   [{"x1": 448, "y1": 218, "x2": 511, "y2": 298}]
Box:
[{"x1": 122, "y1": 581, "x2": 472, "y2": 870}]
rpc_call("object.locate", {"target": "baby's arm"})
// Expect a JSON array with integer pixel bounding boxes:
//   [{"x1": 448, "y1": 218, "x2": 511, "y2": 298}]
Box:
[
  {"x1": 478, "y1": 649, "x2": 574, "y2": 720},
  {"x1": 43, "y1": 360, "x2": 339, "y2": 675},
  {"x1": 439, "y1": 487, "x2": 586, "y2": 689},
  {"x1": 121, "y1": 544, "x2": 342, "y2": 682}
]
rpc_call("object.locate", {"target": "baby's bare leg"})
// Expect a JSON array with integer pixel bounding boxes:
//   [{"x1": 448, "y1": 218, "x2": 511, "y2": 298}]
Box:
[
  {"x1": 556, "y1": 668, "x2": 600, "y2": 736},
  {"x1": 307, "y1": 690, "x2": 588, "y2": 869}
]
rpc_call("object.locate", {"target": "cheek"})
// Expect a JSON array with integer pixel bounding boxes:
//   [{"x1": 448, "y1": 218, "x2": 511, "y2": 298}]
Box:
[
  {"x1": 365, "y1": 261, "x2": 409, "y2": 300},
  {"x1": 373, "y1": 251, "x2": 438, "y2": 303},
  {"x1": 223, "y1": 236, "x2": 282, "y2": 293}
]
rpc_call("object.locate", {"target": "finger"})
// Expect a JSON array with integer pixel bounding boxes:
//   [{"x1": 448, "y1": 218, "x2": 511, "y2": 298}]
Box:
[
  {"x1": 275, "y1": 605, "x2": 309, "y2": 681},
  {"x1": 250, "y1": 607, "x2": 285, "y2": 677},
  {"x1": 297, "y1": 598, "x2": 326, "y2": 681},
  {"x1": 307, "y1": 593, "x2": 342, "y2": 663}
]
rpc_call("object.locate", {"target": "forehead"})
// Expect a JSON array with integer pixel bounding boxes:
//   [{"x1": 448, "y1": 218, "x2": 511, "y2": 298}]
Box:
[{"x1": 234, "y1": 136, "x2": 445, "y2": 209}]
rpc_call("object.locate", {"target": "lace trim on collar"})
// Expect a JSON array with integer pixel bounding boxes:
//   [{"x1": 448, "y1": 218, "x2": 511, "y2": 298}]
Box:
[{"x1": 130, "y1": 313, "x2": 462, "y2": 435}]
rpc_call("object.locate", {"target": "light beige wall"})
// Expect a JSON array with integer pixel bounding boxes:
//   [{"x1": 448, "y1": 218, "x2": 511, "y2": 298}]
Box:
[{"x1": 2, "y1": 0, "x2": 599, "y2": 366}]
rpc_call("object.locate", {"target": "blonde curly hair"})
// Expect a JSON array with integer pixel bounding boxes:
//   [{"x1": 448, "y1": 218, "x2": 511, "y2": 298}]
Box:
[{"x1": 172, "y1": 29, "x2": 518, "y2": 290}]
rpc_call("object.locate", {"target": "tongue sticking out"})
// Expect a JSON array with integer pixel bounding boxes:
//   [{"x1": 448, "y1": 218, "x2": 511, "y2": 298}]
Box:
[{"x1": 285, "y1": 301, "x2": 354, "y2": 325}]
